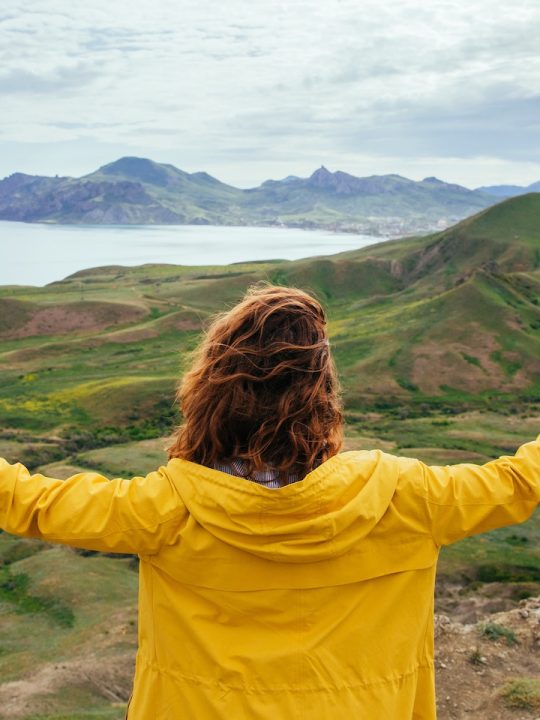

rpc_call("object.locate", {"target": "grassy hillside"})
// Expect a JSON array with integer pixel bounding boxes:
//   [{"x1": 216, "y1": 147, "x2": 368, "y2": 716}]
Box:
[
  {"x1": 1, "y1": 196, "x2": 539, "y2": 442},
  {"x1": 0, "y1": 195, "x2": 539, "y2": 718},
  {"x1": 0, "y1": 539, "x2": 136, "y2": 719}
]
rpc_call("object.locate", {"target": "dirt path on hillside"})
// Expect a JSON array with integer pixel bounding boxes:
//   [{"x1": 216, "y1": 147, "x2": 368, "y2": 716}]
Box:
[
  {"x1": 0, "y1": 612, "x2": 135, "y2": 719},
  {"x1": 0, "y1": 652, "x2": 133, "y2": 717}
]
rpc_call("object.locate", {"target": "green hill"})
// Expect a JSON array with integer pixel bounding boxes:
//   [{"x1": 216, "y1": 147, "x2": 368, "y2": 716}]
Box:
[
  {"x1": 0, "y1": 194, "x2": 538, "y2": 439},
  {"x1": 0, "y1": 194, "x2": 539, "y2": 719}
]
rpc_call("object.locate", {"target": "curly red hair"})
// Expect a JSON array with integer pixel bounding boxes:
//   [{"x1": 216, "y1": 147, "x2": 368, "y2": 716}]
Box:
[{"x1": 167, "y1": 284, "x2": 343, "y2": 483}]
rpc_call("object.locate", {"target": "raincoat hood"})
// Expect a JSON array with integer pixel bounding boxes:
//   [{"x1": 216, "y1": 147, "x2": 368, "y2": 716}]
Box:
[
  {"x1": 157, "y1": 450, "x2": 436, "y2": 592},
  {"x1": 169, "y1": 450, "x2": 398, "y2": 562}
]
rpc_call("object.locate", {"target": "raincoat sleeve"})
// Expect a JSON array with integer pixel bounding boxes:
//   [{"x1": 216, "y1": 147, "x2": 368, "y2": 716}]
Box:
[
  {"x1": 398, "y1": 435, "x2": 540, "y2": 546},
  {"x1": 0, "y1": 458, "x2": 187, "y2": 555}
]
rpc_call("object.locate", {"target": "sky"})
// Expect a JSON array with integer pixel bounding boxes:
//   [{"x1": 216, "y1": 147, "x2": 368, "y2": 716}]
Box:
[{"x1": 1, "y1": 0, "x2": 539, "y2": 189}]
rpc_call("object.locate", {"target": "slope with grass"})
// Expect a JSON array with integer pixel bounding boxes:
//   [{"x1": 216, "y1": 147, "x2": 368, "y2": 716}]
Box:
[
  {"x1": 0, "y1": 194, "x2": 540, "y2": 719},
  {"x1": 0, "y1": 537, "x2": 137, "y2": 720},
  {"x1": 0, "y1": 195, "x2": 538, "y2": 436}
]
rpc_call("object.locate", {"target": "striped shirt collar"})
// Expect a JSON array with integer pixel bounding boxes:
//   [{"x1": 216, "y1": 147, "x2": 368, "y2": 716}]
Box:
[{"x1": 212, "y1": 458, "x2": 300, "y2": 489}]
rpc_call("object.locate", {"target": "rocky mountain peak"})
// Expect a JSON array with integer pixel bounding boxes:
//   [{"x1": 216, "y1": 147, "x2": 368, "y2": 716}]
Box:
[{"x1": 308, "y1": 165, "x2": 334, "y2": 186}]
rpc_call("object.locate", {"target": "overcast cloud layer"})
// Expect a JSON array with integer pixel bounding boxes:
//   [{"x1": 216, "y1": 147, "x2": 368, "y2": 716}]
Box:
[{"x1": 1, "y1": 0, "x2": 539, "y2": 187}]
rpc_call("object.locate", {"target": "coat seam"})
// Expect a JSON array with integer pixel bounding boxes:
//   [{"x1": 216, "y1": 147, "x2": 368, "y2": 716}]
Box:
[
  {"x1": 136, "y1": 651, "x2": 433, "y2": 691},
  {"x1": 148, "y1": 565, "x2": 159, "y2": 663},
  {"x1": 422, "y1": 496, "x2": 535, "y2": 508}
]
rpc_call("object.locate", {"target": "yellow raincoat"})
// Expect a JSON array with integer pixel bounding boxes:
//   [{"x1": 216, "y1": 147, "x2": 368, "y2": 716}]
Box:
[{"x1": 1, "y1": 437, "x2": 539, "y2": 719}]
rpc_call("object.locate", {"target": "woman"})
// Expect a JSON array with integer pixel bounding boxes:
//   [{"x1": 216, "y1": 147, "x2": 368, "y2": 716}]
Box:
[{"x1": 0, "y1": 283, "x2": 539, "y2": 719}]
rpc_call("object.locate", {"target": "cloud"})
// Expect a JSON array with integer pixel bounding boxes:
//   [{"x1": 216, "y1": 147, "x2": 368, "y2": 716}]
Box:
[
  {"x1": 0, "y1": 0, "x2": 539, "y2": 186},
  {"x1": 0, "y1": 63, "x2": 101, "y2": 94}
]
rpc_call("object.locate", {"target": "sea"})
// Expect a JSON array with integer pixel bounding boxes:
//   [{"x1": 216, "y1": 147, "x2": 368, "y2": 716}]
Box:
[{"x1": 0, "y1": 221, "x2": 385, "y2": 287}]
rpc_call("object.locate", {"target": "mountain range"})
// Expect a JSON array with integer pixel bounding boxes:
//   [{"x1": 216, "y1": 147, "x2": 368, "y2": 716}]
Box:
[
  {"x1": 476, "y1": 180, "x2": 540, "y2": 198},
  {"x1": 2, "y1": 156, "x2": 537, "y2": 235}
]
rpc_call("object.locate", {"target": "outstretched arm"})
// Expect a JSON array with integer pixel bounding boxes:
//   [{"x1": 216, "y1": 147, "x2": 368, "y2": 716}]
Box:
[
  {"x1": 396, "y1": 435, "x2": 540, "y2": 546},
  {"x1": 0, "y1": 458, "x2": 187, "y2": 555}
]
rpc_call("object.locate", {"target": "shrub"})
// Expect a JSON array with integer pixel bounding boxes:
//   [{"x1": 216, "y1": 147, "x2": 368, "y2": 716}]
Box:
[
  {"x1": 468, "y1": 648, "x2": 485, "y2": 666},
  {"x1": 476, "y1": 564, "x2": 540, "y2": 583},
  {"x1": 23, "y1": 443, "x2": 65, "y2": 470},
  {"x1": 0, "y1": 538, "x2": 45, "y2": 566},
  {"x1": 0, "y1": 567, "x2": 74, "y2": 628},
  {"x1": 501, "y1": 678, "x2": 540, "y2": 710},
  {"x1": 480, "y1": 622, "x2": 518, "y2": 645}
]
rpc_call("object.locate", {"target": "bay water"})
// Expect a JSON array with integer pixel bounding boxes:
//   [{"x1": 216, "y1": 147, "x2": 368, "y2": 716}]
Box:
[{"x1": 0, "y1": 221, "x2": 385, "y2": 287}]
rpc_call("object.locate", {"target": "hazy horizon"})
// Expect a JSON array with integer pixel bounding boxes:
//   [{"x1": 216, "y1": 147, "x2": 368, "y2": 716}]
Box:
[{"x1": 2, "y1": 154, "x2": 540, "y2": 192}]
